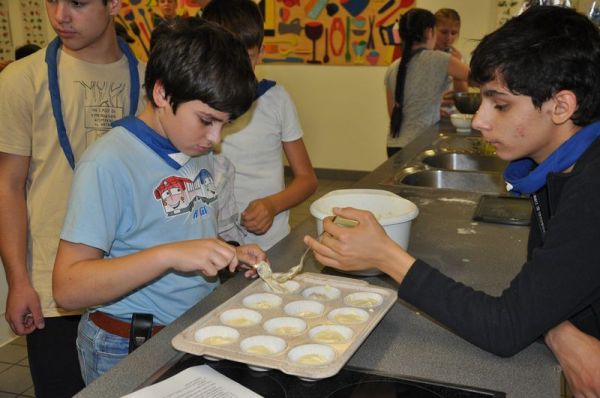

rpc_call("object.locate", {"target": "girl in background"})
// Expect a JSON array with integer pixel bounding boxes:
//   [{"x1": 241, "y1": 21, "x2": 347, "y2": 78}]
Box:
[
  {"x1": 435, "y1": 8, "x2": 469, "y2": 114},
  {"x1": 384, "y1": 8, "x2": 469, "y2": 157}
]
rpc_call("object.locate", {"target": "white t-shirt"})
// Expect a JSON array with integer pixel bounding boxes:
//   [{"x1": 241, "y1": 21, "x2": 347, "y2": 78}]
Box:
[
  {"x1": 0, "y1": 47, "x2": 145, "y2": 317},
  {"x1": 219, "y1": 84, "x2": 303, "y2": 250}
]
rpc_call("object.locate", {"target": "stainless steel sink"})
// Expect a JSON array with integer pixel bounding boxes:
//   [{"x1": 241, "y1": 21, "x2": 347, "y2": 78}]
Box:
[
  {"x1": 422, "y1": 153, "x2": 508, "y2": 172},
  {"x1": 380, "y1": 132, "x2": 508, "y2": 193},
  {"x1": 397, "y1": 169, "x2": 507, "y2": 194}
]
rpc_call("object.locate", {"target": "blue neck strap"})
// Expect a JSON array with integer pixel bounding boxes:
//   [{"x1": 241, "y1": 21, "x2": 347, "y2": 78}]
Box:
[
  {"x1": 504, "y1": 120, "x2": 600, "y2": 195},
  {"x1": 256, "y1": 79, "x2": 276, "y2": 99},
  {"x1": 45, "y1": 37, "x2": 140, "y2": 170},
  {"x1": 113, "y1": 116, "x2": 188, "y2": 170}
]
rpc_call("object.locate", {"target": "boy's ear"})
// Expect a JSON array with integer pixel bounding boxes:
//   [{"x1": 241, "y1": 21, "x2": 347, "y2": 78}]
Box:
[
  {"x1": 108, "y1": 0, "x2": 122, "y2": 17},
  {"x1": 152, "y1": 81, "x2": 169, "y2": 107},
  {"x1": 551, "y1": 90, "x2": 577, "y2": 125}
]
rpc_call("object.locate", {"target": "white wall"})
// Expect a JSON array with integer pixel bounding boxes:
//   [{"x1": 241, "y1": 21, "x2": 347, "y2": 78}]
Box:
[{"x1": 257, "y1": 64, "x2": 390, "y2": 171}]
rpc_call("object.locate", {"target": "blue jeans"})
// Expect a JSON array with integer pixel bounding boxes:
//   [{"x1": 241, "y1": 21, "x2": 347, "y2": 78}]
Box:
[{"x1": 76, "y1": 312, "x2": 129, "y2": 385}]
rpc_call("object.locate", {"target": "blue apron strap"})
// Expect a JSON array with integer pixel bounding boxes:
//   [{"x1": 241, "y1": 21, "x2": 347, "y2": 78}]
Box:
[
  {"x1": 45, "y1": 36, "x2": 140, "y2": 170},
  {"x1": 45, "y1": 37, "x2": 75, "y2": 169}
]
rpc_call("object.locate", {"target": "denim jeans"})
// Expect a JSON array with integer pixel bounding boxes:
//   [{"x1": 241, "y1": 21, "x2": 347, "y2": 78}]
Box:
[{"x1": 76, "y1": 312, "x2": 129, "y2": 385}]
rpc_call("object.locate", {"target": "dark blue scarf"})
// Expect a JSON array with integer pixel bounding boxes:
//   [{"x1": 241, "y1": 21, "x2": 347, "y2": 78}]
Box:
[
  {"x1": 504, "y1": 120, "x2": 600, "y2": 195},
  {"x1": 113, "y1": 116, "x2": 187, "y2": 170},
  {"x1": 256, "y1": 79, "x2": 276, "y2": 99}
]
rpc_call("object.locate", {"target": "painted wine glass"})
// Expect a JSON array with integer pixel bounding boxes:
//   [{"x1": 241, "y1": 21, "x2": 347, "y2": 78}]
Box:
[{"x1": 305, "y1": 21, "x2": 323, "y2": 64}]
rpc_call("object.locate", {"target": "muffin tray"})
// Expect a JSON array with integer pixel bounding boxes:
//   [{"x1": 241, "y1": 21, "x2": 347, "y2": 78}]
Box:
[{"x1": 172, "y1": 272, "x2": 397, "y2": 380}]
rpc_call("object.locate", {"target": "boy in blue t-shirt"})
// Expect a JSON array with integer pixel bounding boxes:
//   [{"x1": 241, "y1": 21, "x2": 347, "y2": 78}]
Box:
[{"x1": 52, "y1": 18, "x2": 263, "y2": 385}]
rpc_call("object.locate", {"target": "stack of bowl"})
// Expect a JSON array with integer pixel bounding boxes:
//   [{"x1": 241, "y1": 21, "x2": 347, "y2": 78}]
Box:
[{"x1": 451, "y1": 92, "x2": 481, "y2": 133}]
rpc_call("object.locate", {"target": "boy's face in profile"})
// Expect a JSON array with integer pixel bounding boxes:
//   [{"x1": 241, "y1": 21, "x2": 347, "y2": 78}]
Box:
[
  {"x1": 154, "y1": 83, "x2": 231, "y2": 156},
  {"x1": 472, "y1": 75, "x2": 569, "y2": 165}
]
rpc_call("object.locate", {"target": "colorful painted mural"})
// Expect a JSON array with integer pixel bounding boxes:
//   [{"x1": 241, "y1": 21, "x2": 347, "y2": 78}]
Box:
[
  {"x1": 262, "y1": 0, "x2": 414, "y2": 65},
  {"x1": 118, "y1": 0, "x2": 414, "y2": 65}
]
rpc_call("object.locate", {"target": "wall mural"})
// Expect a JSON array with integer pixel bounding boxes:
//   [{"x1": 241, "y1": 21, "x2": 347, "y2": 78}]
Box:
[
  {"x1": 0, "y1": 0, "x2": 48, "y2": 61},
  {"x1": 0, "y1": 1, "x2": 12, "y2": 60},
  {"x1": 118, "y1": 0, "x2": 415, "y2": 66},
  {"x1": 19, "y1": 0, "x2": 47, "y2": 48}
]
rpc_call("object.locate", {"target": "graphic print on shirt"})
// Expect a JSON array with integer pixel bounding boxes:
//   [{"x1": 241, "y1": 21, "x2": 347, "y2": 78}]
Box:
[
  {"x1": 154, "y1": 168, "x2": 218, "y2": 217},
  {"x1": 80, "y1": 80, "x2": 128, "y2": 147}
]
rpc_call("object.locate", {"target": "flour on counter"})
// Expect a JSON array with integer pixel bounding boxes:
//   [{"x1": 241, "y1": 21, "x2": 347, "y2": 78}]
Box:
[
  {"x1": 438, "y1": 197, "x2": 476, "y2": 205},
  {"x1": 457, "y1": 228, "x2": 477, "y2": 234}
]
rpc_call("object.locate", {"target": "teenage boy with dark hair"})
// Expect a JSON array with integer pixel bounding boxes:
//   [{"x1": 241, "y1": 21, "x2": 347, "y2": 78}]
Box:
[
  {"x1": 0, "y1": 1, "x2": 145, "y2": 396},
  {"x1": 202, "y1": 0, "x2": 317, "y2": 251},
  {"x1": 305, "y1": 6, "x2": 600, "y2": 395},
  {"x1": 52, "y1": 18, "x2": 264, "y2": 385}
]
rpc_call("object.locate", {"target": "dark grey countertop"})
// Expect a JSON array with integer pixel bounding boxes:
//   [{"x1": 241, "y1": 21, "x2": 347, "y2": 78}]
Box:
[{"x1": 75, "y1": 123, "x2": 562, "y2": 398}]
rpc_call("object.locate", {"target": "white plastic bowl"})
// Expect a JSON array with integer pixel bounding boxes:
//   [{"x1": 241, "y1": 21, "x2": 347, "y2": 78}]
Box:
[
  {"x1": 309, "y1": 189, "x2": 419, "y2": 276},
  {"x1": 450, "y1": 113, "x2": 473, "y2": 133}
]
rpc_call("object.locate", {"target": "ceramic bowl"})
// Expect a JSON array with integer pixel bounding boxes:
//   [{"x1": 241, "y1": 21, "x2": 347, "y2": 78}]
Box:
[{"x1": 450, "y1": 113, "x2": 473, "y2": 132}]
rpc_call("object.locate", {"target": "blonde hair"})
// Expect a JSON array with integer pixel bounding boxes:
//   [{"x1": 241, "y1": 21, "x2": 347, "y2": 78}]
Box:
[{"x1": 435, "y1": 8, "x2": 461, "y2": 26}]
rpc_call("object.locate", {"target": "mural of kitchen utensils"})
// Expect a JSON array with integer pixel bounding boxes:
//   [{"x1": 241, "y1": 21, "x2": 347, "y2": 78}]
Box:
[
  {"x1": 0, "y1": 1, "x2": 12, "y2": 60},
  {"x1": 117, "y1": 0, "x2": 205, "y2": 60},
  {"x1": 118, "y1": 0, "x2": 414, "y2": 65},
  {"x1": 264, "y1": 0, "x2": 414, "y2": 65}
]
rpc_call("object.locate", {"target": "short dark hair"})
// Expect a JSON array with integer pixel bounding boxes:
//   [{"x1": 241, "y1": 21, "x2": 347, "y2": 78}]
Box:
[
  {"x1": 15, "y1": 44, "x2": 41, "y2": 60},
  {"x1": 201, "y1": 0, "x2": 264, "y2": 50},
  {"x1": 145, "y1": 17, "x2": 257, "y2": 120},
  {"x1": 470, "y1": 6, "x2": 600, "y2": 126}
]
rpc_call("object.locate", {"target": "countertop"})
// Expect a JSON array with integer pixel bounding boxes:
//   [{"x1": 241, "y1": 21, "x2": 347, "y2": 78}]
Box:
[{"x1": 75, "y1": 122, "x2": 562, "y2": 398}]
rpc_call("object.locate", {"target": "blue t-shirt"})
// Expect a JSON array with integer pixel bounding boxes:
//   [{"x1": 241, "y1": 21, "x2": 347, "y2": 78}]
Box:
[{"x1": 61, "y1": 123, "x2": 233, "y2": 324}]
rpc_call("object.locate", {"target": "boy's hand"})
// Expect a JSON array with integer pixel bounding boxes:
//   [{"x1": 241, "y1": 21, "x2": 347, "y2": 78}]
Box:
[
  {"x1": 545, "y1": 321, "x2": 600, "y2": 397},
  {"x1": 304, "y1": 207, "x2": 415, "y2": 284},
  {"x1": 169, "y1": 239, "x2": 237, "y2": 276},
  {"x1": 230, "y1": 244, "x2": 267, "y2": 278},
  {"x1": 5, "y1": 283, "x2": 44, "y2": 335},
  {"x1": 241, "y1": 198, "x2": 276, "y2": 235}
]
